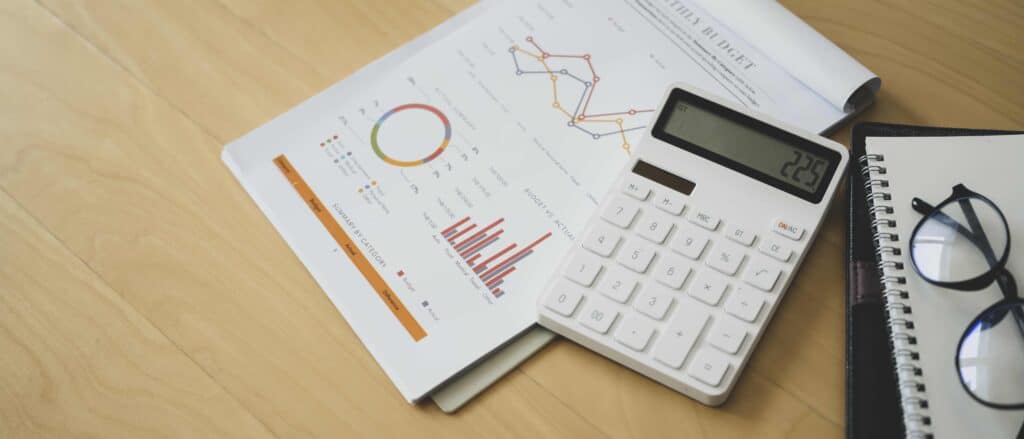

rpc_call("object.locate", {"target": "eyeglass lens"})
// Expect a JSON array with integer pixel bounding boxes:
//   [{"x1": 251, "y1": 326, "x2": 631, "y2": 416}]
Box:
[
  {"x1": 910, "y1": 195, "x2": 1008, "y2": 284},
  {"x1": 957, "y1": 300, "x2": 1024, "y2": 406}
]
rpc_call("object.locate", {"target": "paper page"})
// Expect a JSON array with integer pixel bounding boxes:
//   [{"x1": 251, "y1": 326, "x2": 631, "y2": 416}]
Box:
[
  {"x1": 692, "y1": 0, "x2": 880, "y2": 112},
  {"x1": 867, "y1": 135, "x2": 1024, "y2": 438},
  {"x1": 223, "y1": 0, "x2": 859, "y2": 402}
]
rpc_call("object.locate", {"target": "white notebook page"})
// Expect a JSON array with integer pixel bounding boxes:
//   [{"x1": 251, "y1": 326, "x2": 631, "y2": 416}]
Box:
[{"x1": 867, "y1": 134, "x2": 1024, "y2": 438}]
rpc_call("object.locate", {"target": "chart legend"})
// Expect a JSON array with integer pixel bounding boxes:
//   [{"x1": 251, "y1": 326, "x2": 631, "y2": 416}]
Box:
[{"x1": 441, "y1": 216, "x2": 552, "y2": 298}]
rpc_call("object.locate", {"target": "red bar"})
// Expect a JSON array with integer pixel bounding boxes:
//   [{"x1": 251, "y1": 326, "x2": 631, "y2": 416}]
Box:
[
  {"x1": 441, "y1": 216, "x2": 471, "y2": 236},
  {"x1": 474, "y1": 243, "x2": 517, "y2": 273},
  {"x1": 460, "y1": 230, "x2": 503, "y2": 258},
  {"x1": 480, "y1": 232, "x2": 552, "y2": 280},
  {"x1": 454, "y1": 218, "x2": 504, "y2": 250},
  {"x1": 486, "y1": 266, "x2": 516, "y2": 288},
  {"x1": 491, "y1": 288, "x2": 502, "y2": 296},
  {"x1": 447, "y1": 223, "x2": 476, "y2": 243},
  {"x1": 466, "y1": 253, "x2": 482, "y2": 265}
]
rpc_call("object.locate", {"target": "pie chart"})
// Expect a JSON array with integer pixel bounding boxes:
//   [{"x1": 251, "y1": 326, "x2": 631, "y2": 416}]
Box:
[{"x1": 370, "y1": 103, "x2": 451, "y2": 167}]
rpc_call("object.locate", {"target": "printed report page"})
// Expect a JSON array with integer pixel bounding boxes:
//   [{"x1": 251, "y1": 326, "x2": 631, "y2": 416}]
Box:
[{"x1": 224, "y1": 0, "x2": 842, "y2": 401}]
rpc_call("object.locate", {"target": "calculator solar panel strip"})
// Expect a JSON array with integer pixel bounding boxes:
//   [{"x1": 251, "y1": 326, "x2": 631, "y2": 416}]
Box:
[{"x1": 536, "y1": 84, "x2": 849, "y2": 406}]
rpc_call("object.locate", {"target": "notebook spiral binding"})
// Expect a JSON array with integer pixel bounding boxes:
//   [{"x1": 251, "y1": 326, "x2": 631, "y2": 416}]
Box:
[{"x1": 860, "y1": 154, "x2": 933, "y2": 438}]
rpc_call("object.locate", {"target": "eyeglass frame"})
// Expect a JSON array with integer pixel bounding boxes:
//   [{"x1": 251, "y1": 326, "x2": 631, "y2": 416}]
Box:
[{"x1": 909, "y1": 183, "x2": 1024, "y2": 412}]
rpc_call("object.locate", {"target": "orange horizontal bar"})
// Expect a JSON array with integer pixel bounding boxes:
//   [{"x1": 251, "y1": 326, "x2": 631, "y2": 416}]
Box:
[{"x1": 274, "y1": 155, "x2": 426, "y2": 341}]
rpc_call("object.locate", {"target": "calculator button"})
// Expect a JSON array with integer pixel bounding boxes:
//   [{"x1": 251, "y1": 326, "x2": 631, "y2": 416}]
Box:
[
  {"x1": 622, "y1": 176, "x2": 652, "y2": 201},
  {"x1": 708, "y1": 318, "x2": 748, "y2": 354},
  {"x1": 688, "y1": 209, "x2": 720, "y2": 231},
  {"x1": 725, "y1": 286, "x2": 765, "y2": 323},
  {"x1": 616, "y1": 239, "x2": 656, "y2": 273},
  {"x1": 653, "y1": 305, "x2": 709, "y2": 368},
  {"x1": 564, "y1": 253, "x2": 603, "y2": 287},
  {"x1": 758, "y1": 238, "x2": 792, "y2": 262},
  {"x1": 687, "y1": 348, "x2": 730, "y2": 387},
  {"x1": 742, "y1": 259, "x2": 782, "y2": 291},
  {"x1": 602, "y1": 198, "x2": 640, "y2": 228},
  {"x1": 544, "y1": 280, "x2": 585, "y2": 317},
  {"x1": 636, "y1": 212, "x2": 674, "y2": 244},
  {"x1": 725, "y1": 223, "x2": 756, "y2": 247},
  {"x1": 653, "y1": 254, "x2": 692, "y2": 289},
  {"x1": 582, "y1": 225, "x2": 622, "y2": 257},
  {"x1": 669, "y1": 227, "x2": 709, "y2": 260},
  {"x1": 634, "y1": 286, "x2": 674, "y2": 320},
  {"x1": 688, "y1": 271, "x2": 728, "y2": 305},
  {"x1": 771, "y1": 218, "x2": 804, "y2": 241},
  {"x1": 597, "y1": 266, "x2": 639, "y2": 303},
  {"x1": 706, "y1": 243, "x2": 746, "y2": 276},
  {"x1": 654, "y1": 192, "x2": 686, "y2": 216},
  {"x1": 579, "y1": 298, "x2": 619, "y2": 334},
  {"x1": 615, "y1": 314, "x2": 656, "y2": 351}
]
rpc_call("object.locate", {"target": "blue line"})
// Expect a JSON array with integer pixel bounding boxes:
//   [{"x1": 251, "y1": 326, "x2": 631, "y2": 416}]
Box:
[
  {"x1": 480, "y1": 250, "x2": 534, "y2": 282},
  {"x1": 455, "y1": 233, "x2": 487, "y2": 252},
  {"x1": 572, "y1": 84, "x2": 589, "y2": 119},
  {"x1": 594, "y1": 125, "x2": 646, "y2": 137}
]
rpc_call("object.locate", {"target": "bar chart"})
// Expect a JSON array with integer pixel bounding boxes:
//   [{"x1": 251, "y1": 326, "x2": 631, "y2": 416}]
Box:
[{"x1": 441, "y1": 216, "x2": 552, "y2": 298}]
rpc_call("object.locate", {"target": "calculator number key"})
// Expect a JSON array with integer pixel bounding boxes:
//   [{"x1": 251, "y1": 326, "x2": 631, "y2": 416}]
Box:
[
  {"x1": 653, "y1": 254, "x2": 692, "y2": 289},
  {"x1": 578, "y1": 298, "x2": 619, "y2": 334},
  {"x1": 637, "y1": 213, "x2": 674, "y2": 244},
  {"x1": 616, "y1": 240, "x2": 656, "y2": 273},
  {"x1": 582, "y1": 225, "x2": 622, "y2": 257},
  {"x1": 597, "y1": 266, "x2": 639, "y2": 303},
  {"x1": 706, "y1": 243, "x2": 746, "y2": 276},
  {"x1": 543, "y1": 280, "x2": 585, "y2": 317},
  {"x1": 670, "y1": 227, "x2": 709, "y2": 260},
  {"x1": 564, "y1": 253, "x2": 603, "y2": 287},
  {"x1": 602, "y1": 197, "x2": 640, "y2": 228},
  {"x1": 634, "y1": 286, "x2": 674, "y2": 320}
]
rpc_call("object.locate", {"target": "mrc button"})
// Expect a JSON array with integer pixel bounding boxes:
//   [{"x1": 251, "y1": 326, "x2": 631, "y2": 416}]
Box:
[{"x1": 771, "y1": 218, "x2": 804, "y2": 241}]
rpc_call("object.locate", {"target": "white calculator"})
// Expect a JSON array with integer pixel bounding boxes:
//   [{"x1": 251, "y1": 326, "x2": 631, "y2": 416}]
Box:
[{"x1": 537, "y1": 84, "x2": 849, "y2": 406}]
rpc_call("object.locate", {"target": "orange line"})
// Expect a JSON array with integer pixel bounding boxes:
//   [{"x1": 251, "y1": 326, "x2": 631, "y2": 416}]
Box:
[{"x1": 273, "y1": 155, "x2": 427, "y2": 341}]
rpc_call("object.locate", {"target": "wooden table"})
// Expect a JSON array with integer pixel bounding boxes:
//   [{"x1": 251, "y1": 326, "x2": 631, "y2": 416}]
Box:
[{"x1": 2, "y1": 0, "x2": 1021, "y2": 437}]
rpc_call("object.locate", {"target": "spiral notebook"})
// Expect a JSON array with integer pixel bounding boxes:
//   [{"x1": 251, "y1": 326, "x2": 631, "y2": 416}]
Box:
[{"x1": 857, "y1": 124, "x2": 1023, "y2": 438}]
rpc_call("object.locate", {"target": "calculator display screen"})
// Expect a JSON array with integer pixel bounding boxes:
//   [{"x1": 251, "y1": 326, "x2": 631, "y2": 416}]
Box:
[{"x1": 652, "y1": 88, "x2": 841, "y2": 203}]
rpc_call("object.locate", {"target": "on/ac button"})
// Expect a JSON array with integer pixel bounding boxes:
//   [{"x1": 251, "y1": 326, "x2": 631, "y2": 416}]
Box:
[{"x1": 771, "y1": 218, "x2": 804, "y2": 241}]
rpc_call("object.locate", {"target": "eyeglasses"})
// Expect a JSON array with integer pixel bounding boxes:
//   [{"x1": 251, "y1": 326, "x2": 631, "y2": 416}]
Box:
[{"x1": 909, "y1": 183, "x2": 1023, "y2": 435}]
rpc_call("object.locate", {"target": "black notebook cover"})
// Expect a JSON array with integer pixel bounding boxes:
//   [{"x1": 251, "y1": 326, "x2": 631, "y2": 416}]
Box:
[{"x1": 846, "y1": 123, "x2": 1021, "y2": 439}]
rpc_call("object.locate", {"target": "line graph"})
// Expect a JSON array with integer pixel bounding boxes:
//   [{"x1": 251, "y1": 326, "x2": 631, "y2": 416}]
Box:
[{"x1": 509, "y1": 36, "x2": 654, "y2": 154}]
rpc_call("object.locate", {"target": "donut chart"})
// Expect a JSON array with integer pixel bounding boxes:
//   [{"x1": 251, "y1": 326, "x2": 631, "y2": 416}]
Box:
[{"x1": 370, "y1": 103, "x2": 452, "y2": 167}]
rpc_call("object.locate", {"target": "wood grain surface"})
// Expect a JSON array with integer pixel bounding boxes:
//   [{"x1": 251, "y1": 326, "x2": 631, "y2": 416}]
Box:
[{"x1": 1, "y1": 0, "x2": 1021, "y2": 437}]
